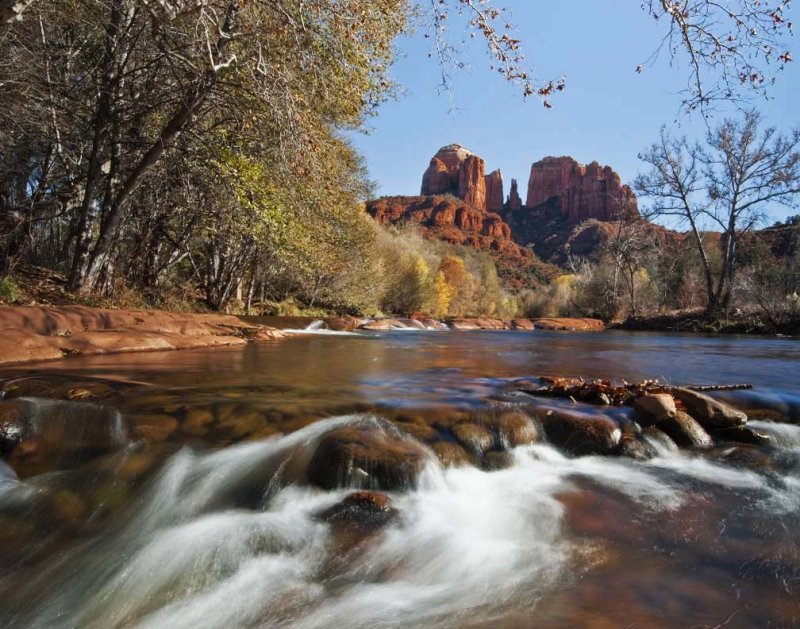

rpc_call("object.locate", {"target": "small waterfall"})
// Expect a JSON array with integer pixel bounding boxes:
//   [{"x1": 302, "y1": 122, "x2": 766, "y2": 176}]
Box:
[{"x1": 305, "y1": 320, "x2": 327, "y2": 331}]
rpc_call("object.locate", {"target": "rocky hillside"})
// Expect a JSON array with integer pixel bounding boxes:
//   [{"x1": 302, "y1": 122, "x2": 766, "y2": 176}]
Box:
[{"x1": 365, "y1": 144, "x2": 647, "y2": 283}]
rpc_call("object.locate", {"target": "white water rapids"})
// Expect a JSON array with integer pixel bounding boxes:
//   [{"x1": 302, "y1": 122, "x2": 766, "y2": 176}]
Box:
[{"x1": 4, "y1": 413, "x2": 797, "y2": 629}]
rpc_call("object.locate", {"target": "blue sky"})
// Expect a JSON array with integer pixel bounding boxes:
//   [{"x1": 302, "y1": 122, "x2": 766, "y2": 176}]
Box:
[{"x1": 351, "y1": 1, "x2": 799, "y2": 222}]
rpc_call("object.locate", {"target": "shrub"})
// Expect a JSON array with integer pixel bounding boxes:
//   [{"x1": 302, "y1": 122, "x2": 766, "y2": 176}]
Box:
[{"x1": 0, "y1": 276, "x2": 20, "y2": 303}]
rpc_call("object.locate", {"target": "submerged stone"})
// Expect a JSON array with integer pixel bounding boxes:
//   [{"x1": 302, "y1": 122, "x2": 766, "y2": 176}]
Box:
[
  {"x1": 318, "y1": 491, "x2": 397, "y2": 529},
  {"x1": 713, "y1": 425, "x2": 772, "y2": 447},
  {"x1": 481, "y1": 450, "x2": 514, "y2": 471}
]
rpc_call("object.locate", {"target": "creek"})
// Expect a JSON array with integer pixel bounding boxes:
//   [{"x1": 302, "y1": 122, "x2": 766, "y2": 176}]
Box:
[{"x1": 1, "y1": 330, "x2": 799, "y2": 627}]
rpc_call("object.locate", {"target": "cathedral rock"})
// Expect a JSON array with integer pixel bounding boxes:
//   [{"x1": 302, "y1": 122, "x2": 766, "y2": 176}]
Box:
[{"x1": 421, "y1": 144, "x2": 488, "y2": 212}]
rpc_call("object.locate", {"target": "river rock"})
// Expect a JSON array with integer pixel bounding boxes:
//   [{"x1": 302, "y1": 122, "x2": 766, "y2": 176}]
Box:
[
  {"x1": 392, "y1": 421, "x2": 440, "y2": 443},
  {"x1": 658, "y1": 411, "x2": 713, "y2": 448},
  {"x1": 713, "y1": 425, "x2": 772, "y2": 447},
  {"x1": 481, "y1": 450, "x2": 514, "y2": 471},
  {"x1": 633, "y1": 393, "x2": 677, "y2": 425},
  {"x1": 490, "y1": 410, "x2": 538, "y2": 447},
  {"x1": 539, "y1": 410, "x2": 622, "y2": 455},
  {"x1": 180, "y1": 407, "x2": 215, "y2": 436},
  {"x1": 672, "y1": 388, "x2": 747, "y2": 429},
  {"x1": 451, "y1": 422, "x2": 494, "y2": 455},
  {"x1": 0, "y1": 400, "x2": 26, "y2": 455},
  {"x1": 431, "y1": 441, "x2": 474, "y2": 467},
  {"x1": 308, "y1": 424, "x2": 428, "y2": 491},
  {"x1": 360, "y1": 318, "x2": 418, "y2": 331},
  {"x1": 510, "y1": 319, "x2": 535, "y2": 330},
  {"x1": 617, "y1": 435, "x2": 656, "y2": 461},
  {"x1": 327, "y1": 316, "x2": 361, "y2": 331},
  {"x1": 3, "y1": 398, "x2": 128, "y2": 476},
  {"x1": 318, "y1": 491, "x2": 398, "y2": 529},
  {"x1": 128, "y1": 414, "x2": 178, "y2": 443}
]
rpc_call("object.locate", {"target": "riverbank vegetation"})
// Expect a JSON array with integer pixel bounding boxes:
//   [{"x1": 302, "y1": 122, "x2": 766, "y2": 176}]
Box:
[{"x1": 0, "y1": 2, "x2": 797, "y2": 328}]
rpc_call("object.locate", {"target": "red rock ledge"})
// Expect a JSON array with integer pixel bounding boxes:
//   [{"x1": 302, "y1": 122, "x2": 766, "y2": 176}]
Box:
[{"x1": 0, "y1": 306, "x2": 285, "y2": 366}]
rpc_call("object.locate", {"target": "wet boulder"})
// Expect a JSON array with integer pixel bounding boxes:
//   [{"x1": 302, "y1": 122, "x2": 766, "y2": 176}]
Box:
[
  {"x1": 489, "y1": 410, "x2": 538, "y2": 447},
  {"x1": 672, "y1": 388, "x2": 747, "y2": 429},
  {"x1": 317, "y1": 491, "x2": 398, "y2": 529},
  {"x1": 128, "y1": 414, "x2": 178, "y2": 443},
  {"x1": 308, "y1": 424, "x2": 428, "y2": 491},
  {"x1": 451, "y1": 422, "x2": 494, "y2": 456},
  {"x1": 0, "y1": 401, "x2": 26, "y2": 456},
  {"x1": 658, "y1": 411, "x2": 713, "y2": 449},
  {"x1": 1, "y1": 398, "x2": 128, "y2": 476},
  {"x1": 539, "y1": 410, "x2": 622, "y2": 455},
  {"x1": 481, "y1": 450, "x2": 514, "y2": 471},
  {"x1": 713, "y1": 425, "x2": 772, "y2": 447},
  {"x1": 633, "y1": 393, "x2": 677, "y2": 426},
  {"x1": 431, "y1": 441, "x2": 474, "y2": 468}
]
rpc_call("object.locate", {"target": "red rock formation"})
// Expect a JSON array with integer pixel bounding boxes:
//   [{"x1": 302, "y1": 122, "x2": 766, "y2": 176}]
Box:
[
  {"x1": 485, "y1": 169, "x2": 504, "y2": 212},
  {"x1": 458, "y1": 155, "x2": 486, "y2": 210},
  {"x1": 507, "y1": 178, "x2": 522, "y2": 211},
  {"x1": 365, "y1": 195, "x2": 558, "y2": 288},
  {"x1": 526, "y1": 156, "x2": 639, "y2": 223},
  {"x1": 421, "y1": 145, "x2": 487, "y2": 211}
]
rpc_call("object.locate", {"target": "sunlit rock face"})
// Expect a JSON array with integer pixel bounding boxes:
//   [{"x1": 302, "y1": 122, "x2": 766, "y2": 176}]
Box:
[
  {"x1": 421, "y1": 144, "x2": 487, "y2": 211},
  {"x1": 525, "y1": 156, "x2": 639, "y2": 223}
]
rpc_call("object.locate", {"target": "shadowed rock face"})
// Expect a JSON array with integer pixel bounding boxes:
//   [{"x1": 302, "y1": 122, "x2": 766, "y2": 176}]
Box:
[
  {"x1": 507, "y1": 178, "x2": 522, "y2": 211},
  {"x1": 485, "y1": 169, "x2": 504, "y2": 212},
  {"x1": 526, "y1": 156, "x2": 639, "y2": 223}
]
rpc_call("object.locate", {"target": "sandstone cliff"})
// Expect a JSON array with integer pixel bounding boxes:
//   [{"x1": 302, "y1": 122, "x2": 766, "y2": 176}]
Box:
[
  {"x1": 485, "y1": 169, "x2": 504, "y2": 212},
  {"x1": 526, "y1": 156, "x2": 639, "y2": 223},
  {"x1": 421, "y1": 144, "x2": 487, "y2": 211}
]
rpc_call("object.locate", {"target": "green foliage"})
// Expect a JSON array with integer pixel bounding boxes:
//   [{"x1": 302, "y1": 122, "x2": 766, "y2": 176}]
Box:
[{"x1": 0, "y1": 276, "x2": 20, "y2": 303}]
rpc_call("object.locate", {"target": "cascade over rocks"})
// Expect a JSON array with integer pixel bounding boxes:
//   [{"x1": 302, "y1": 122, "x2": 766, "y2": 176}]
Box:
[{"x1": 308, "y1": 422, "x2": 428, "y2": 491}]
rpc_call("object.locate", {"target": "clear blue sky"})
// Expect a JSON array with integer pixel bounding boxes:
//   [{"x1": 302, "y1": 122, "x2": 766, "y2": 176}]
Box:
[{"x1": 351, "y1": 1, "x2": 799, "y2": 222}]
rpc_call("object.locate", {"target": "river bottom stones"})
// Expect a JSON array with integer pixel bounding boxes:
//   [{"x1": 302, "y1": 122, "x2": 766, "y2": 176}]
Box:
[{"x1": 308, "y1": 424, "x2": 428, "y2": 491}]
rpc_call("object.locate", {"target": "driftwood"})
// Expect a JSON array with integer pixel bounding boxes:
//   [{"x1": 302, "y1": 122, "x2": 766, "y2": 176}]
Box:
[{"x1": 517, "y1": 376, "x2": 752, "y2": 407}]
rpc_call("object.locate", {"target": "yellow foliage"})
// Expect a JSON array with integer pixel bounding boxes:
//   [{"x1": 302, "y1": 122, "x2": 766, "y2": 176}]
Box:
[{"x1": 433, "y1": 271, "x2": 454, "y2": 316}]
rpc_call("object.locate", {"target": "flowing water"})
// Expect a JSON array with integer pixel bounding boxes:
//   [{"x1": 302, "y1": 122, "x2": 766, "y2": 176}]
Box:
[{"x1": 1, "y1": 330, "x2": 799, "y2": 628}]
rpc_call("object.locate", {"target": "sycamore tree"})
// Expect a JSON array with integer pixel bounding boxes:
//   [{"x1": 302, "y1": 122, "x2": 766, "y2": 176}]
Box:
[{"x1": 636, "y1": 111, "x2": 800, "y2": 315}]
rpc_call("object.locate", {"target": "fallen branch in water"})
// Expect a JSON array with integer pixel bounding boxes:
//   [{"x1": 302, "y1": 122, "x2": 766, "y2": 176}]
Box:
[{"x1": 516, "y1": 377, "x2": 752, "y2": 406}]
